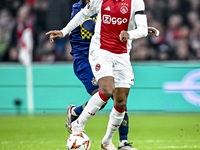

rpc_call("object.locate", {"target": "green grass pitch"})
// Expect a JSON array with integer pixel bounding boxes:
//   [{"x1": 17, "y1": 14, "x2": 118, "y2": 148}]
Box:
[{"x1": 0, "y1": 113, "x2": 200, "y2": 150}]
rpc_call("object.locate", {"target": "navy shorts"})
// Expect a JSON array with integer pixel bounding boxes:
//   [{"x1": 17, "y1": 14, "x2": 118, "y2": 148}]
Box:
[{"x1": 73, "y1": 57, "x2": 99, "y2": 95}]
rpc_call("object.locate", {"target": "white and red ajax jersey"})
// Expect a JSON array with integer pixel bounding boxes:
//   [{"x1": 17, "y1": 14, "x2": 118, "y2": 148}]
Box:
[
  {"x1": 96, "y1": 0, "x2": 132, "y2": 54},
  {"x1": 83, "y1": 0, "x2": 147, "y2": 54},
  {"x1": 61, "y1": 0, "x2": 147, "y2": 54}
]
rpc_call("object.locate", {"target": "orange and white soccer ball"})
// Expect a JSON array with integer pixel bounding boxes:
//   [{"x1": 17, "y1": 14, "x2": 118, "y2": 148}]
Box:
[{"x1": 66, "y1": 132, "x2": 91, "y2": 150}]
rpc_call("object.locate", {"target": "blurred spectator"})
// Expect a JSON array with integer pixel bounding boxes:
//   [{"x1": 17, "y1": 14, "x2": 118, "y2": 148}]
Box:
[
  {"x1": 0, "y1": 9, "x2": 15, "y2": 61},
  {"x1": 33, "y1": 0, "x2": 48, "y2": 32},
  {"x1": 156, "y1": 44, "x2": 170, "y2": 61},
  {"x1": 35, "y1": 37, "x2": 60, "y2": 63},
  {"x1": 189, "y1": 21, "x2": 200, "y2": 58},
  {"x1": 148, "y1": 21, "x2": 165, "y2": 50},
  {"x1": 64, "y1": 40, "x2": 74, "y2": 61},
  {"x1": 46, "y1": 0, "x2": 73, "y2": 31},
  {"x1": 0, "y1": 0, "x2": 200, "y2": 62},
  {"x1": 4, "y1": 4, "x2": 35, "y2": 63},
  {"x1": 45, "y1": 0, "x2": 78, "y2": 60},
  {"x1": 189, "y1": 0, "x2": 200, "y2": 12},
  {"x1": 131, "y1": 38, "x2": 156, "y2": 61},
  {"x1": 164, "y1": 0, "x2": 181, "y2": 25},
  {"x1": 8, "y1": 47, "x2": 19, "y2": 62},
  {"x1": 39, "y1": 39, "x2": 56, "y2": 63},
  {"x1": 187, "y1": 11, "x2": 199, "y2": 29},
  {"x1": 145, "y1": 0, "x2": 165, "y2": 24},
  {"x1": 171, "y1": 39, "x2": 195, "y2": 60},
  {"x1": 165, "y1": 14, "x2": 184, "y2": 46},
  {"x1": 0, "y1": 0, "x2": 25, "y2": 17}
]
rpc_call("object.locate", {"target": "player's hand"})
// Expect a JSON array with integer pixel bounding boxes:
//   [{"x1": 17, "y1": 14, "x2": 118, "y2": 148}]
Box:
[
  {"x1": 45, "y1": 30, "x2": 64, "y2": 43},
  {"x1": 148, "y1": 27, "x2": 160, "y2": 37},
  {"x1": 119, "y1": 30, "x2": 129, "y2": 42}
]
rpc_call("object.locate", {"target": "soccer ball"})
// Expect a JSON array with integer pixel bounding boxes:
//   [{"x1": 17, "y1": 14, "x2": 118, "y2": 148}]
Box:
[{"x1": 66, "y1": 132, "x2": 91, "y2": 150}]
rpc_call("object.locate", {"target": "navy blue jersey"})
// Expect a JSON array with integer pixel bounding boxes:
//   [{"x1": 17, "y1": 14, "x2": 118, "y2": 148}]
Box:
[
  {"x1": 69, "y1": 2, "x2": 97, "y2": 59},
  {"x1": 69, "y1": 1, "x2": 99, "y2": 94}
]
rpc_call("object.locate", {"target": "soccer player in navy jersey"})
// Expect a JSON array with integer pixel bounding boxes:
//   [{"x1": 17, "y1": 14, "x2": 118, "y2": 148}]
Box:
[{"x1": 46, "y1": 0, "x2": 159, "y2": 149}]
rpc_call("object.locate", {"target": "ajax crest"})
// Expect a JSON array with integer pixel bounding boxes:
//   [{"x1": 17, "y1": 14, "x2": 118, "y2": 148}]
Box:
[
  {"x1": 120, "y1": 6, "x2": 128, "y2": 14},
  {"x1": 95, "y1": 63, "x2": 101, "y2": 71}
]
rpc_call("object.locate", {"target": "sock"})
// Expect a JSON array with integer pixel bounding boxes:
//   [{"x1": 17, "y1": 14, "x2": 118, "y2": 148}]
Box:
[
  {"x1": 73, "y1": 91, "x2": 109, "y2": 129},
  {"x1": 102, "y1": 106, "x2": 125, "y2": 143},
  {"x1": 74, "y1": 99, "x2": 107, "y2": 116},
  {"x1": 74, "y1": 101, "x2": 88, "y2": 115},
  {"x1": 118, "y1": 107, "x2": 128, "y2": 141},
  {"x1": 119, "y1": 140, "x2": 128, "y2": 147}
]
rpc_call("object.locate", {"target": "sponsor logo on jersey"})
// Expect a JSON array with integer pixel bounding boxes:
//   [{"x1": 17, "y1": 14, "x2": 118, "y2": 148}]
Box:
[
  {"x1": 102, "y1": 15, "x2": 128, "y2": 25},
  {"x1": 104, "y1": 6, "x2": 111, "y2": 11},
  {"x1": 120, "y1": 6, "x2": 128, "y2": 14},
  {"x1": 95, "y1": 63, "x2": 101, "y2": 71},
  {"x1": 91, "y1": 77, "x2": 98, "y2": 86}
]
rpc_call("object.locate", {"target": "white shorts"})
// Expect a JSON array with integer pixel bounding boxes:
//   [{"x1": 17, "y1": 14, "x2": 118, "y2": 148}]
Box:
[{"x1": 89, "y1": 49, "x2": 134, "y2": 88}]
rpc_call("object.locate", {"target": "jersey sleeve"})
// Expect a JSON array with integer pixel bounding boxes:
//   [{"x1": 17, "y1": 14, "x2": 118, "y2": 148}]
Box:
[
  {"x1": 134, "y1": 0, "x2": 145, "y2": 12},
  {"x1": 82, "y1": 0, "x2": 99, "y2": 16},
  {"x1": 127, "y1": 0, "x2": 147, "y2": 40},
  {"x1": 60, "y1": 0, "x2": 98, "y2": 36}
]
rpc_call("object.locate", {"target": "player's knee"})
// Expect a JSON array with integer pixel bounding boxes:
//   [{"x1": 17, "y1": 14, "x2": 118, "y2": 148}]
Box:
[
  {"x1": 100, "y1": 85, "x2": 115, "y2": 98},
  {"x1": 114, "y1": 97, "x2": 127, "y2": 110},
  {"x1": 100, "y1": 88, "x2": 115, "y2": 98},
  {"x1": 115, "y1": 103, "x2": 126, "y2": 110},
  {"x1": 98, "y1": 76, "x2": 115, "y2": 98}
]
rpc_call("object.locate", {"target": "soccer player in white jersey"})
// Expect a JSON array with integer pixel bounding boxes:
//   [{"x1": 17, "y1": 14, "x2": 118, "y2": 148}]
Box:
[{"x1": 47, "y1": 0, "x2": 151, "y2": 149}]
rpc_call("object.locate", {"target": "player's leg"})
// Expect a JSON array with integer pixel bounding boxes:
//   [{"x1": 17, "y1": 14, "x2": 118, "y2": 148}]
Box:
[
  {"x1": 101, "y1": 88, "x2": 137, "y2": 150},
  {"x1": 118, "y1": 109, "x2": 137, "y2": 150},
  {"x1": 66, "y1": 88, "x2": 101, "y2": 133},
  {"x1": 118, "y1": 108, "x2": 128, "y2": 141},
  {"x1": 67, "y1": 58, "x2": 105, "y2": 104},
  {"x1": 66, "y1": 58, "x2": 99, "y2": 132},
  {"x1": 67, "y1": 57, "x2": 109, "y2": 132},
  {"x1": 101, "y1": 105, "x2": 126, "y2": 150},
  {"x1": 101, "y1": 88, "x2": 128, "y2": 149},
  {"x1": 71, "y1": 50, "x2": 116, "y2": 132},
  {"x1": 71, "y1": 76, "x2": 115, "y2": 132},
  {"x1": 109, "y1": 53, "x2": 137, "y2": 150},
  {"x1": 72, "y1": 88, "x2": 99, "y2": 116}
]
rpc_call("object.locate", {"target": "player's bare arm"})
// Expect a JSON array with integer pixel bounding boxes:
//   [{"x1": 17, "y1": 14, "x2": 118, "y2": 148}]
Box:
[{"x1": 45, "y1": 30, "x2": 64, "y2": 43}]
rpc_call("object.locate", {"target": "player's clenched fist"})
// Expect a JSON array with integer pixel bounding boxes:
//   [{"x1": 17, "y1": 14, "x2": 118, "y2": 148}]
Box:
[
  {"x1": 119, "y1": 30, "x2": 129, "y2": 42},
  {"x1": 148, "y1": 27, "x2": 160, "y2": 37},
  {"x1": 45, "y1": 30, "x2": 64, "y2": 43}
]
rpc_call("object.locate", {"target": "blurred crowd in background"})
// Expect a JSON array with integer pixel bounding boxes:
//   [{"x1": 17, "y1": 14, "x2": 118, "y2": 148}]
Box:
[{"x1": 0, "y1": 0, "x2": 200, "y2": 63}]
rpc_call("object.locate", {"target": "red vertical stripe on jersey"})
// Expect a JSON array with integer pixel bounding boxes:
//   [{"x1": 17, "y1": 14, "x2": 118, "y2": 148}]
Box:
[{"x1": 100, "y1": 0, "x2": 131, "y2": 54}]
